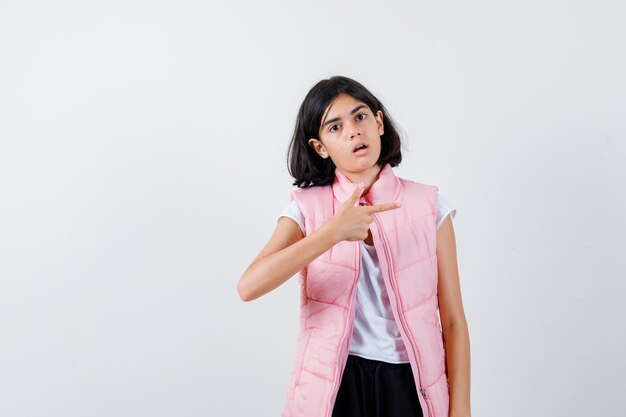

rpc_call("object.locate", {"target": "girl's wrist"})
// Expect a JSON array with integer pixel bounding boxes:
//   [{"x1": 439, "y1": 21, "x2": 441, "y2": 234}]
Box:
[{"x1": 319, "y1": 220, "x2": 343, "y2": 245}]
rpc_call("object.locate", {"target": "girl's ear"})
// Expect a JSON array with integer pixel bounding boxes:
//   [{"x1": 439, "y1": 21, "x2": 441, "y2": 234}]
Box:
[
  {"x1": 308, "y1": 138, "x2": 329, "y2": 159},
  {"x1": 376, "y1": 110, "x2": 385, "y2": 135}
]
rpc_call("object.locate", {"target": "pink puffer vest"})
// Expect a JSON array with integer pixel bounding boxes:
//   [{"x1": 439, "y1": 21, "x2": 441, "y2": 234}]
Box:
[{"x1": 281, "y1": 162, "x2": 449, "y2": 417}]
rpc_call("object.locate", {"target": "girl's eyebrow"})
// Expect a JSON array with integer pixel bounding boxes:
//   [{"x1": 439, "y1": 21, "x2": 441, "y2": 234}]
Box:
[{"x1": 322, "y1": 104, "x2": 367, "y2": 128}]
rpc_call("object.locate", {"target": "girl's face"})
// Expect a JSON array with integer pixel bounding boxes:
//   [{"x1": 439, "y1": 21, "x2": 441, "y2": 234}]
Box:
[{"x1": 308, "y1": 93, "x2": 384, "y2": 175}]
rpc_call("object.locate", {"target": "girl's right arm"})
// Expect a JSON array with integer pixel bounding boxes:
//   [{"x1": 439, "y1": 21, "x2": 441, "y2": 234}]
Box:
[
  {"x1": 236, "y1": 216, "x2": 340, "y2": 302},
  {"x1": 236, "y1": 186, "x2": 401, "y2": 302}
]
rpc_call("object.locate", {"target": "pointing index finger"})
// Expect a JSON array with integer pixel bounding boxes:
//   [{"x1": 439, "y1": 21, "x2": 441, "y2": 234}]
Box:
[{"x1": 366, "y1": 201, "x2": 402, "y2": 213}]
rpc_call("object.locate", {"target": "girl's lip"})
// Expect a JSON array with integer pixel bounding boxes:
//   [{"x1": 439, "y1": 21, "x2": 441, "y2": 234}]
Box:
[{"x1": 354, "y1": 147, "x2": 368, "y2": 156}]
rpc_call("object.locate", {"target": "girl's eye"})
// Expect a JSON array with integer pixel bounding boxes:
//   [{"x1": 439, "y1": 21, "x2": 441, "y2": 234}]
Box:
[{"x1": 329, "y1": 114, "x2": 366, "y2": 133}]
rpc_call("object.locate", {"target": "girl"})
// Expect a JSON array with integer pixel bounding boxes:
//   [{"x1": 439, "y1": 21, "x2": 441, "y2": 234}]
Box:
[{"x1": 237, "y1": 76, "x2": 471, "y2": 417}]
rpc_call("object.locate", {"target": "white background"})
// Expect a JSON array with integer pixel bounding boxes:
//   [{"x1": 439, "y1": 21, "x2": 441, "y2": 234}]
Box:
[{"x1": 1, "y1": 1, "x2": 624, "y2": 416}]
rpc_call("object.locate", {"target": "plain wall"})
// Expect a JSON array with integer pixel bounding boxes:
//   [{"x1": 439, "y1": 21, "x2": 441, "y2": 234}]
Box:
[{"x1": 0, "y1": 1, "x2": 624, "y2": 416}]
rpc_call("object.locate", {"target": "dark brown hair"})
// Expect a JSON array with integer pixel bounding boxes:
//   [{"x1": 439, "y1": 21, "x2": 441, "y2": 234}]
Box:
[{"x1": 287, "y1": 76, "x2": 404, "y2": 188}]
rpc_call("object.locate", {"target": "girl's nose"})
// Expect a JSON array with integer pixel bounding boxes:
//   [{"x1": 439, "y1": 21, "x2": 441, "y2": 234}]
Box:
[{"x1": 347, "y1": 125, "x2": 361, "y2": 138}]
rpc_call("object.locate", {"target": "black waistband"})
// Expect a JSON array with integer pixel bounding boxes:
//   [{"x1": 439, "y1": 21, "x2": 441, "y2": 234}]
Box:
[{"x1": 345, "y1": 354, "x2": 411, "y2": 372}]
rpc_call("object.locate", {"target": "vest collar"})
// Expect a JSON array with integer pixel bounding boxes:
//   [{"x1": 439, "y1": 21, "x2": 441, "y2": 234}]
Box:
[{"x1": 332, "y1": 163, "x2": 402, "y2": 206}]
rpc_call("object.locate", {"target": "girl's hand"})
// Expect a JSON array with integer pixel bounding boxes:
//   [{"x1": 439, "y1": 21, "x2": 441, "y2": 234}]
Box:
[{"x1": 327, "y1": 185, "x2": 401, "y2": 243}]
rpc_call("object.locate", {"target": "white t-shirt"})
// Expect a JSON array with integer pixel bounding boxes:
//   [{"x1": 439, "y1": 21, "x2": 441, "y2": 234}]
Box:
[{"x1": 278, "y1": 191, "x2": 456, "y2": 363}]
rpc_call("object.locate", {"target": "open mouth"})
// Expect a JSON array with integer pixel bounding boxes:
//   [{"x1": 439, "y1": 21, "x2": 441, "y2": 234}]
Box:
[{"x1": 353, "y1": 144, "x2": 368, "y2": 153}]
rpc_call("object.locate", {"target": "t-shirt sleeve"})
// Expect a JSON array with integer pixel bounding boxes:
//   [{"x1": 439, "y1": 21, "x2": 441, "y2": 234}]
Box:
[
  {"x1": 278, "y1": 199, "x2": 305, "y2": 234},
  {"x1": 436, "y1": 191, "x2": 457, "y2": 230}
]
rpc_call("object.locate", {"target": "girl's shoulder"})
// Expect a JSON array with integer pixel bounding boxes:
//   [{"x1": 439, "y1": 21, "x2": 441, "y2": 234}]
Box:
[{"x1": 278, "y1": 199, "x2": 304, "y2": 234}]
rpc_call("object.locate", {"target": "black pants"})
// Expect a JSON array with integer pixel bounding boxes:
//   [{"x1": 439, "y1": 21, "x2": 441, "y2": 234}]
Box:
[{"x1": 331, "y1": 354, "x2": 424, "y2": 417}]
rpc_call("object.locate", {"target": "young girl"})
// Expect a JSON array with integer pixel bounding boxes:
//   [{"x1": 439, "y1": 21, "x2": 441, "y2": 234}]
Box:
[{"x1": 237, "y1": 76, "x2": 471, "y2": 417}]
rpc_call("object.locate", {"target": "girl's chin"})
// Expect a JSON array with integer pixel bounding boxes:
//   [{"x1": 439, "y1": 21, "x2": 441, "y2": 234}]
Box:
[{"x1": 349, "y1": 160, "x2": 379, "y2": 171}]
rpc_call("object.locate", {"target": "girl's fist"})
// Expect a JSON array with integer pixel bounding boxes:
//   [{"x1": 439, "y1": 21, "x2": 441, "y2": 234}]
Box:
[{"x1": 328, "y1": 185, "x2": 401, "y2": 243}]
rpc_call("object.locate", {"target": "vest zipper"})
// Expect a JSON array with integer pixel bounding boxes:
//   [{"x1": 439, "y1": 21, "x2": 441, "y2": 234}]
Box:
[
  {"x1": 370, "y1": 210, "x2": 437, "y2": 417},
  {"x1": 325, "y1": 238, "x2": 360, "y2": 417}
]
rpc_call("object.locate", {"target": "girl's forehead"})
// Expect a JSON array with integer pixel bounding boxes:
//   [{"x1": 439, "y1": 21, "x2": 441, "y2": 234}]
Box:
[{"x1": 321, "y1": 95, "x2": 369, "y2": 123}]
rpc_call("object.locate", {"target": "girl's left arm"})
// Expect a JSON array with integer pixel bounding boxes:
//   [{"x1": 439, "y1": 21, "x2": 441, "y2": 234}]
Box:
[{"x1": 436, "y1": 215, "x2": 472, "y2": 417}]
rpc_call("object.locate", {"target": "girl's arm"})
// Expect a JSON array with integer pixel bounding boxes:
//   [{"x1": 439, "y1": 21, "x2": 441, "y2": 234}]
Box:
[
  {"x1": 237, "y1": 187, "x2": 398, "y2": 302},
  {"x1": 436, "y1": 216, "x2": 472, "y2": 417},
  {"x1": 237, "y1": 216, "x2": 340, "y2": 302}
]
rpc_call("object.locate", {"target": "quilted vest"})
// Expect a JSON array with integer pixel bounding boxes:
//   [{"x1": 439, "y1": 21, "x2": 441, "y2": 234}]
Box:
[{"x1": 281, "y1": 162, "x2": 450, "y2": 417}]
